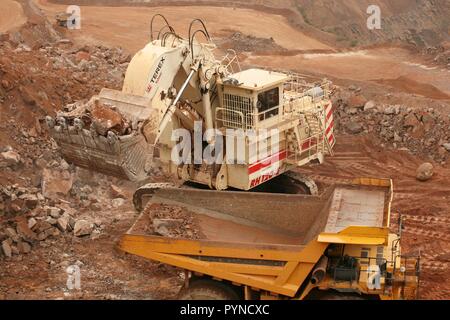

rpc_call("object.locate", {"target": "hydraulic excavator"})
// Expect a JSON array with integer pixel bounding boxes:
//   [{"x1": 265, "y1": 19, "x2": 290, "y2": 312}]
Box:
[
  {"x1": 46, "y1": 15, "x2": 335, "y2": 194},
  {"x1": 46, "y1": 16, "x2": 420, "y2": 300}
]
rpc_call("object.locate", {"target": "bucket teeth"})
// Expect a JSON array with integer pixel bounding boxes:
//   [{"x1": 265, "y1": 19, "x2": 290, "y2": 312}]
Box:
[
  {"x1": 107, "y1": 131, "x2": 118, "y2": 144},
  {"x1": 45, "y1": 116, "x2": 55, "y2": 129},
  {"x1": 56, "y1": 116, "x2": 67, "y2": 129},
  {"x1": 46, "y1": 95, "x2": 155, "y2": 182},
  {"x1": 74, "y1": 118, "x2": 83, "y2": 131},
  {"x1": 89, "y1": 123, "x2": 98, "y2": 137}
]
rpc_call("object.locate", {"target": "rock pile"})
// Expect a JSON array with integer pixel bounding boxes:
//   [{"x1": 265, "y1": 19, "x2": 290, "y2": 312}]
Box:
[
  {"x1": 141, "y1": 203, "x2": 204, "y2": 240},
  {"x1": 333, "y1": 87, "x2": 450, "y2": 163},
  {"x1": 0, "y1": 202, "x2": 100, "y2": 259},
  {"x1": 220, "y1": 32, "x2": 287, "y2": 53},
  {"x1": 0, "y1": 20, "x2": 132, "y2": 246}
]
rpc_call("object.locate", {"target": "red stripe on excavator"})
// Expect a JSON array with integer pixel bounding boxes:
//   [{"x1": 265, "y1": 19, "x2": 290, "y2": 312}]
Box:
[
  {"x1": 328, "y1": 134, "x2": 335, "y2": 144},
  {"x1": 301, "y1": 138, "x2": 318, "y2": 150},
  {"x1": 326, "y1": 106, "x2": 333, "y2": 121},
  {"x1": 248, "y1": 150, "x2": 287, "y2": 174},
  {"x1": 326, "y1": 120, "x2": 334, "y2": 135}
]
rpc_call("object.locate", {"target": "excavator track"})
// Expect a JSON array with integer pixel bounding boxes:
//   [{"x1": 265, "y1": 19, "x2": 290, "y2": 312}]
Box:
[
  {"x1": 133, "y1": 170, "x2": 322, "y2": 213},
  {"x1": 283, "y1": 171, "x2": 319, "y2": 196}
]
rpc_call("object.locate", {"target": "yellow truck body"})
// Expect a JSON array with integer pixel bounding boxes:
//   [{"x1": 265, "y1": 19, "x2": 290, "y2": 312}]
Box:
[{"x1": 118, "y1": 178, "x2": 420, "y2": 300}]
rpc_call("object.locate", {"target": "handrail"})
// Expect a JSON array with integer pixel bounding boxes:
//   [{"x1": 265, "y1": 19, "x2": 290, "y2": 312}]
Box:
[
  {"x1": 248, "y1": 105, "x2": 280, "y2": 123},
  {"x1": 221, "y1": 49, "x2": 241, "y2": 74},
  {"x1": 215, "y1": 107, "x2": 246, "y2": 130}
]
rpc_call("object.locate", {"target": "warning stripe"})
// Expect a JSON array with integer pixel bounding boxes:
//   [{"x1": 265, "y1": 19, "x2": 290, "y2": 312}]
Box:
[
  {"x1": 325, "y1": 120, "x2": 334, "y2": 135},
  {"x1": 325, "y1": 103, "x2": 335, "y2": 146},
  {"x1": 328, "y1": 134, "x2": 335, "y2": 145},
  {"x1": 326, "y1": 107, "x2": 333, "y2": 121},
  {"x1": 248, "y1": 150, "x2": 287, "y2": 174}
]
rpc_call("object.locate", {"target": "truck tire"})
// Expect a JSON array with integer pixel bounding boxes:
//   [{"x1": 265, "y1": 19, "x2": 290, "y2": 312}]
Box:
[
  {"x1": 305, "y1": 289, "x2": 370, "y2": 300},
  {"x1": 319, "y1": 293, "x2": 367, "y2": 300},
  {"x1": 178, "y1": 279, "x2": 240, "y2": 300}
]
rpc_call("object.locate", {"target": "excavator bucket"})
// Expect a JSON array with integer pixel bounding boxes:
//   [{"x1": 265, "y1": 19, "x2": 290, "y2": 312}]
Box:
[{"x1": 46, "y1": 88, "x2": 158, "y2": 181}]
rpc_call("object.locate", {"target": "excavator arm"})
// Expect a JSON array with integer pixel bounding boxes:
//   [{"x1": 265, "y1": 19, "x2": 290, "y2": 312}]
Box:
[{"x1": 46, "y1": 22, "x2": 223, "y2": 181}]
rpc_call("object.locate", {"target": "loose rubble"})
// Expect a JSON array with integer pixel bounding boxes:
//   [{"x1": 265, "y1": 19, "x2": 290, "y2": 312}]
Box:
[
  {"x1": 0, "y1": 148, "x2": 21, "y2": 168},
  {"x1": 41, "y1": 168, "x2": 74, "y2": 199},
  {"x1": 333, "y1": 87, "x2": 450, "y2": 163},
  {"x1": 0, "y1": 186, "x2": 105, "y2": 258},
  {"x1": 73, "y1": 220, "x2": 94, "y2": 237},
  {"x1": 138, "y1": 203, "x2": 204, "y2": 240},
  {"x1": 110, "y1": 184, "x2": 126, "y2": 199},
  {"x1": 0, "y1": 32, "x2": 132, "y2": 259},
  {"x1": 219, "y1": 32, "x2": 286, "y2": 53}
]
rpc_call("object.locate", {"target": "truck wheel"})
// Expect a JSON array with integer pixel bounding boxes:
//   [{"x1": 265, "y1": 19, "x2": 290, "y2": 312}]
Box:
[
  {"x1": 319, "y1": 293, "x2": 367, "y2": 300},
  {"x1": 306, "y1": 289, "x2": 369, "y2": 300},
  {"x1": 178, "y1": 279, "x2": 240, "y2": 300}
]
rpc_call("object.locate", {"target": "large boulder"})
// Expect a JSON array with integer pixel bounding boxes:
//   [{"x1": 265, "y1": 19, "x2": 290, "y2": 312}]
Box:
[
  {"x1": 73, "y1": 220, "x2": 93, "y2": 237},
  {"x1": 111, "y1": 198, "x2": 125, "y2": 208},
  {"x1": 416, "y1": 163, "x2": 434, "y2": 181},
  {"x1": 0, "y1": 149, "x2": 21, "y2": 168},
  {"x1": 41, "y1": 168, "x2": 74, "y2": 199},
  {"x1": 110, "y1": 184, "x2": 126, "y2": 199},
  {"x1": 347, "y1": 94, "x2": 367, "y2": 109},
  {"x1": 403, "y1": 112, "x2": 420, "y2": 128},
  {"x1": 442, "y1": 143, "x2": 450, "y2": 152},
  {"x1": 363, "y1": 100, "x2": 377, "y2": 111},
  {"x1": 1, "y1": 240, "x2": 12, "y2": 258}
]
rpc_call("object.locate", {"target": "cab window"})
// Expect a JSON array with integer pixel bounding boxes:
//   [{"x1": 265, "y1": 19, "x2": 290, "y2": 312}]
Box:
[{"x1": 257, "y1": 87, "x2": 279, "y2": 120}]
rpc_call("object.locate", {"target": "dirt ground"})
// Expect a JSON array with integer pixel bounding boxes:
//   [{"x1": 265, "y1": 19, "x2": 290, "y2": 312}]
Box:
[
  {"x1": 0, "y1": 198, "x2": 182, "y2": 300},
  {"x1": 36, "y1": 0, "x2": 450, "y2": 100},
  {"x1": 0, "y1": 0, "x2": 27, "y2": 33},
  {"x1": 0, "y1": 0, "x2": 449, "y2": 300},
  {"x1": 247, "y1": 48, "x2": 450, "y2": 99},
  {"x1": 36, "y1": 0, "x2": 331, "y2": 52}
]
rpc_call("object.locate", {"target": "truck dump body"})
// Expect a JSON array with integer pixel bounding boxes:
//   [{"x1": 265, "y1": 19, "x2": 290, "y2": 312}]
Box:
[
  {"x1": 119, "y1": 178, "x2": 400, "y2": 298},
  {"x1": 129, "y1": 181, "x2": 390, "y2": 245}
]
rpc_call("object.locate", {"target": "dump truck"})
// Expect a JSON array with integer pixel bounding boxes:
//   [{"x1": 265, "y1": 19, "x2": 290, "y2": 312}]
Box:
[
  {"x1": 46, "y1": 15, "x2": 334, "y2": 194},
  {"x1": 119, "y1": 178, "x2": 420, "y2": 300}
]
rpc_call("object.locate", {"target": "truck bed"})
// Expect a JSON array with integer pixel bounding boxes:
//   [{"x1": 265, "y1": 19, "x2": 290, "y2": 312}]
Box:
[{"x1": 126, "y1": 178, "x2": 392, "y2": 247}]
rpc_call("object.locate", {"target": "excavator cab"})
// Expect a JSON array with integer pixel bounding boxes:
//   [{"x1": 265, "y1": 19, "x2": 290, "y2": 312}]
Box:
[{"x1": 216, "y1": 69, "x2": 289, "y2": 130}]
